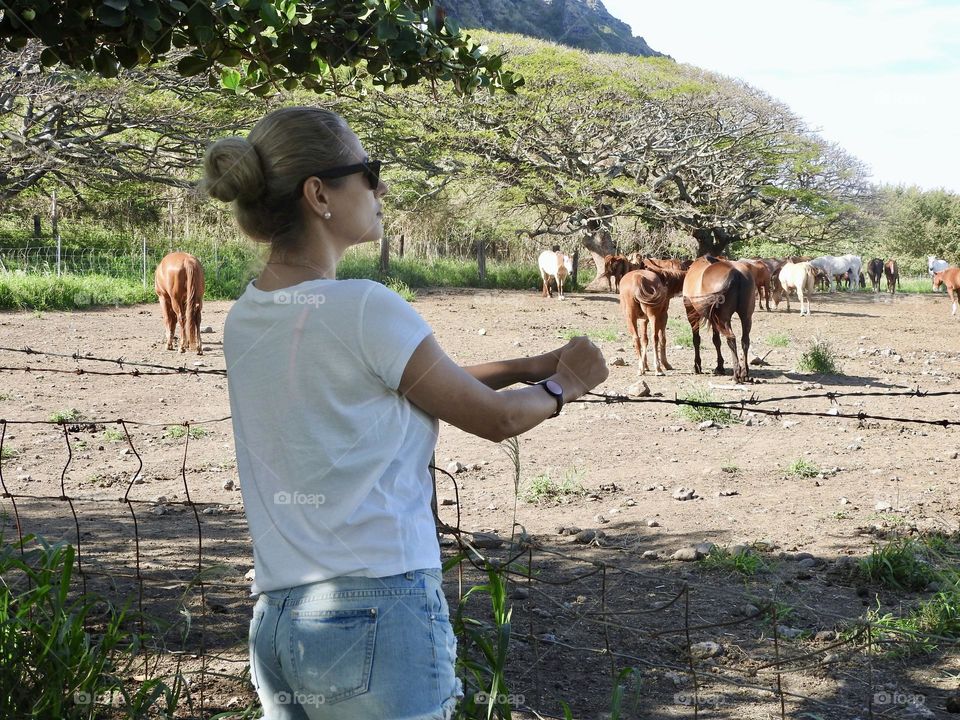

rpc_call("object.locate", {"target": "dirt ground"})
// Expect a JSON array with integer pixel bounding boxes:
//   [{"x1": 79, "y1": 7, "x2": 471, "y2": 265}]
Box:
[{"x1": 1, "y1": 286, "x2": 959, "y2": 719}]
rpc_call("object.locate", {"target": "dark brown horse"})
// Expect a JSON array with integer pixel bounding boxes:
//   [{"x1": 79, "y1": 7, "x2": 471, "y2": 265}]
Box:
[
  {"x1": 619, "y1": 267, "x2": 686, "y2": 375},
  {"x1": 884, "y1": 259, "x2": 899, "y2": 294},
  {"x1": 867, "y1": 258, "x2": 884, "y2": 292},
  {"x1": 602, "y1": 254, "x2": 638, "y2": 292},
  {"x1": 682, "y1": 256, "x2": 755, "y2": 383},
  {"x1": 741, "y1": 259, "x2": 773, "y2": 311}
]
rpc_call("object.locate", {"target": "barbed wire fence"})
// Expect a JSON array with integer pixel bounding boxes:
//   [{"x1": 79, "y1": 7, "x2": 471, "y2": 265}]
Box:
[{"x1": 1, "y1": 347, "x2": 958, "y2": 718}]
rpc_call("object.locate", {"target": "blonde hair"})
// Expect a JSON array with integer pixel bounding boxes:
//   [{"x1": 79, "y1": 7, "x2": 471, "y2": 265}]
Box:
[{"x1": 201, "y1": 107, "x2": 354, "y2": 246}]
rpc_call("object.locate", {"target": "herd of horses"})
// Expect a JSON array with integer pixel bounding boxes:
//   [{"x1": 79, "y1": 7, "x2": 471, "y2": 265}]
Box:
[{"x1": 565, "y1": 251, "x2": 959, "y2": 385}]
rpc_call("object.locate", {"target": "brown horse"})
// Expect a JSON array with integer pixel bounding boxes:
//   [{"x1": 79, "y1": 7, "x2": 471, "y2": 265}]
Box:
[
  {"x1": 867, "y1": 258, "x2": 884, "y2": 292},
  {"x1": 602, "y1": 254, "x2": 638, "y2": 292},
  {"x1": 682, "y1": 256, "x2": 755, "y2": 383},
  {"x1": 619, "y1": 267, "x2": 686, "y2": 375},
  {"x1": 155, "y1": 251, "x2": 205, "y2": 355},
  {"x1": 741, "y1": 259, "x2": 773, "y2": 311},
  {"x1": 933, "y1": 267, "x2": 960, "y2": 315},
  {"x1": 884, "y1": 259, "x2": 899, "y2": 294}
]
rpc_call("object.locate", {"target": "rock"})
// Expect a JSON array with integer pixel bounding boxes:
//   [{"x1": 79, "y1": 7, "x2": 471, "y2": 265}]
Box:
[
  {"x1": 610, "y1": 356, "x2": 627, "y2": 366},
  {"x1": 797, "y1": 558, "x2": 818, "y2": 570},
  {"x1": 150, "y1": 505, "x2": 166, "y2": 516},
  {"x1": 15, "y1": 473, "x2": 31, "y2": 482},
  {"x1": 556, "y1": 525, "x2": 582, "y2": 536},
  {"x1": 477, "y1": 328, "x2": 487, "y2": 336},
  {"x1": 875, "y1": 501, "x2": 893, "y2": 512},
  {"x1": 673, "y1": 486, "x2": 696, "y2": 501},
  {"x1": 509, "y1": 587, "x2": 529, "y2": 600},
  {"x1": 594, "y1": 514, "x2": 609, "y2": 524},
  {"x1": 644, "y1": 485, "x2": 657, "y2": 492},
  {"x1": 777, "y1": 625, "x2": 803, "y2": 639},
  {"x1": 222, "y1": 479, "x2": 235, "y2": 491},
  {"x1": 793, "y1": 552, "x2": 815, "y2": 561},
  {"x1": 695, "y1": 542, "x2": 716, "y2": 556},
  {"x1": 671, "y1": 547, "x2": 701, "y2": 561},
  {"x1": 445, "y1": 461, "x2": 466, "y2": 474},
  {"x1": 814, "y1": 630, "x2": 836, "y2": 642},
  {"x1": 641, "y1": 550, "x2": 659, "y2": 560},
  {"x1": 690, "y1": 641, "x2": 724, "y2": 659},
  {"x1": 202, "y1": 507, "x2": 219, "y2": 515},
  {"x1": 729, "y1": 544, "x2": 751, "y2": 556},
  {"x1": 470, "y1": 532, "x2": 503, "y2": 549},
  {"x1": 821, "y1": 653, "x2": 840, "y2": 664},
  {"x1": 782, "y1": 420, "x2": 800, "y2": 429},
  {"x1": 244, "y1": 568, "x2": 256, "y2": 582},
  {"x1": 826, "y1": 407, "x2": 840, "y2": 416},
  {"x1": 718, "y1": 489, "x2": 739, "y2": 497},
  {"x1": 440, "y1": 498, "x2": 456, "y2": 506},
  {"x1": 626, "y1": 381, "x2": 650, "y2": 397},
  {"x1": 624, "y1": 498, "x2": 636, "y2": 506},
  {"x1": 471, "y1": 463, "x2": 483, "y2": 471},
  {"x1": 949, "y1": 451, "x2": 959, "y2": 460},
  {"x1": 200, "y1": 325, "x2": 214, "y2": 333},
  {"x1": 154, "y1": 495, "x2": 168, "y2": 504},
  {"x1": 744, "y1": 417, "x2": 753, "y2": 427},
  {"x1": 697, "y1": 420, "x2": 715, "y2": 430},
  {"x1": 839, "y1": 497, "x2": 850, "y2": 505},
  {"x1": 665, "y1": 671, "x2": 687, "y2": 687},
  {"x1": 740, "y1": 604, "x2": 760, "y2": 617},
  {"x1": 646, "y1": 519, "x2": 660, "y2": 528},
  {"x1": 945, "y1": 694, "x2": 960, "y2": 712},
  {"x1": 575, "y1": 529, "x2": 605, "y2": 544}
]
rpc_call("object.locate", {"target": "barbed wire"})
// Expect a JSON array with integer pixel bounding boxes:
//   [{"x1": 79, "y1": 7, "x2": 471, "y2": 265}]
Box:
[{"x1": 0, "y1": 346, "x2": 227, "y2": 376}]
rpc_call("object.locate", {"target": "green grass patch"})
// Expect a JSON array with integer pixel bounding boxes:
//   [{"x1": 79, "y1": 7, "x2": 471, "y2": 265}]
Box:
[
  {"x1": 700, "y1": 547, "x2": 766, "y2": 576},
  {"x1": 677, "y1": 386, "x2": 736, "y2": 425},
  {"x1": 797, "y1": 338, "x2": 842, "y2": 375},
  {"x1": 521, "y1": 468, "x2": 587, "y2": 503},
  {"x1": 384, "y1": 276, "x2": 416, "y2": 302},
  {"x1": 102, "y1": 428, "x2": 125, "y2": 443},
  {"x1": 49, "y1": 408, "x2": 83, "y2": 424},
  {"x1": 0, "y1": 274, "x2": 157, "y2": 311},
  {"x1": 559, "y1": 328, "x2": 618, "y2": 342},
  {"x1": 0, "y1": 393, "x2": 10, "y2": 401},
  {"x1": 786, "y1": 458, "x2": 819, "y2": 478},
  {"x1": 765, "y1": 332, "x2": 790, "y2": 348},
  {"x1": 866, "y1": 590, "x2": 960, "y2": 655},
  {"x1": 667, "y1": 317, "x2": 693, "y2": 348},
  {"x1": 0, "y1": 446, "x2": 17, "y2": 460},
  {"x1": 720, "y1": 463, "x2": 740, "y2": 474},
  {"x1": 163, "y1": 425, "x2": 210, "y2": 440},
  {"x1": 858, "y1": 539, "x2": 940, "y2": 591}
]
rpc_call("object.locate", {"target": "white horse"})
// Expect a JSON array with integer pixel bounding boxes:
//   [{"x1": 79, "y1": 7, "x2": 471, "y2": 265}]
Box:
[
  {"x1": 810, "y1": 255, "x2": 862, "y2": 291},
  {"x1": 538, "y1": 250, "x2": 573, "y2": 299},
  {"x1": 776, "y1": 262, "x2": 816, "y2": 316},
  {"x1": 928, "y1": 255, "x2": 949, "y2": 276}
]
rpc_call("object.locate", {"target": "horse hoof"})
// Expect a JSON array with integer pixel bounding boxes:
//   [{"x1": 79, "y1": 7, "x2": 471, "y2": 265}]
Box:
[
  {"x1": 713, "y1": 368, "x2": 726, "y2": 376},
  {"x1": 655, "y1": 370, "x2": 665, "y2": 377}
]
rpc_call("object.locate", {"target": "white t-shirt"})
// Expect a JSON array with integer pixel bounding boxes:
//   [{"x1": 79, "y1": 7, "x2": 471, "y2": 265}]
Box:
[{"x1": 223, "y1": 278, "x2": 438, "y2": 594}]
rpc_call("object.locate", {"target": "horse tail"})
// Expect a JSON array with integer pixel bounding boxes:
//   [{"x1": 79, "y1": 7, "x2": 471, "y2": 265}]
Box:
[
  {"x1": 686, "y1": 271, "x2": 737, "y2": 329},
  {"x1": 184, "y1": 259, "x2": 202, "y2": 349},
  {"x1": 633, "y1": 276, "x2": 668, "y2": 307}
]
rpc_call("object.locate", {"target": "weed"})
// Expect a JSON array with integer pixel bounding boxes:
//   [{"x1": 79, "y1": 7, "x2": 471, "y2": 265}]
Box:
[
  {"x1": 720, "y1": 463, "x2": 740, "y2": 474},
  {"x1": 797, "y1": 338, "x2": 842, "y2": 374},
  {"x1": 521, "y1": 468, "x2": 586, "y2": 503},
  {"x1": 0, "y1": 446, "x2": 17, "y2": 460},
  {"x1": 766, "y1": 332, "x2": 790, "y2": 348},
  {"x1": 700, "y1": 547, "x2": 766, "y2": 576},
  {"x1": 858, "y1": 539, "x2": 938, "y2": 591},
  {"x1": 786, "y1": 458, "x2": 819, "y2": 478},
  {"x1": 559, "y1": 328, "x2": 618, "y2": 342},
  {"x1": 831, "y1": 510, "x2": 852, "y2": 520},
  {"x1": 0, "y1": 393, "x2": 9, "y2": 401},
  {"x1": 49, "y1": 408, "x2": 83, "y2": 424},
  {"x1": 677, "y1": 386, "x2": 736, "y2": 425},
  {"x1": 865, "y1": 590, "x2": 960, "y2": 655},
  {"x1": 102, "y1": 428, "x2": 125, "y2": 443},
  {"x1": 163, "y1": 425, "x2": 210, "y2": 440},
  {"x1": 385, "y1": 276, "x2": 416, "y2": 302},
  {"x1": 667, "y1": 317, "x2": 693, "y2": 348}
]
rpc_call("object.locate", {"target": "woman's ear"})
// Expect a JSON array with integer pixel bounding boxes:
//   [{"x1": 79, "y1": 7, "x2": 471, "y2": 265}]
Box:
[{"x1": 301, "y1": 177, "x2": 330, "y2": 218}]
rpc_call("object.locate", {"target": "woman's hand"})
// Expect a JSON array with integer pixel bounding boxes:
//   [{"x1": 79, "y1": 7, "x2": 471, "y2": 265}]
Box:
[{"x1": 552, "y1": 336, "x2": 608, "y2": 401}]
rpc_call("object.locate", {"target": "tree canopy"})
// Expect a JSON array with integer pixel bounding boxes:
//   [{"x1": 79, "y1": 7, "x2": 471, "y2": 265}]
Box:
[{"x1": 0, "y1": 0, "x2": 522, "y2": 95}]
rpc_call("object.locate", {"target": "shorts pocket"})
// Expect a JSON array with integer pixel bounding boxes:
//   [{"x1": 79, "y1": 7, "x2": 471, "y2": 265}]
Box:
[{"x1": 290, "y1": 607, "x2": 378, "y2": 705}]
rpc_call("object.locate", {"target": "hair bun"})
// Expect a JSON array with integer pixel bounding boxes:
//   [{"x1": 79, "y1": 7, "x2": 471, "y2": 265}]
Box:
[{"x1": 202, "y1": 137, "x2": 266, "y2": 204}]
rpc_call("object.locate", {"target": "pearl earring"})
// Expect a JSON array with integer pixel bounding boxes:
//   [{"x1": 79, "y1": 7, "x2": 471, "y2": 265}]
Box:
[{"x1": 323, "y1": 212, "x2": 331, "y2": 219}]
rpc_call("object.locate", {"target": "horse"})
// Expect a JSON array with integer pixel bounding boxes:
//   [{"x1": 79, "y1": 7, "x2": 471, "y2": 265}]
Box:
[
  {"x1": 538, "y1": 249, "x2": 573, "y2": 299},
  {"x1": 932, "y1": 268, "x2": 960, "y2": 315},
  {"x1": 637, "y1": 257, "x2": 692, "y2": 273},
  {"x1": 155, "y1": 251, "x2": 205, "y2": 355},
  {"x1": 867, "y1": 258, "x2": 884, "y2": 292},
  {"x1": 619, "y1": 267, "x2": 685, "y2": 375},
  {"x1": 682, "y1": 256, "x2": 755, "y2": 383},
  {"x1": 884, "y1": 259, "x2": 899, "y2": 294},
  {"x1": 775, "y1": 261, "x2": 816, "y2": 316},
  {"x1": 810, "y1": 255, "x2": 862, "y2": 291},
  {"x1": 739, "y1": 259, "x2": 773, "y2": 311},
  {"x1": 602, "y1": 254, "x2": 638, "y2": 293},
  {"x1": 928, "y1": 256, "x2": 949, "y2": 276}
]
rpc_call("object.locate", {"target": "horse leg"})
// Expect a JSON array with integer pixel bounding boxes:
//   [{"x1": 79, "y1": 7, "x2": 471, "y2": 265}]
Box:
[
  {"x1": 711, "y1": 325, "x2": 725, "y2": 375},
  {"x1": 623, "y1": 297, "x2": 644, "y2": 374},
  {"x1": 685, "y1": 300, "x2": 702, "y2": 374},
  {"x1": 541, "y1": 271, "x2": 550, "y2": 298},
  {"x1": 638, "y1": 315, "x2": 651, "y2": 374},
  {"x1": 656, "y1": 306, "x2": 672, "y2": 371},
  {"x1": 953, "y1": 288, "x2": 959, "y2": 316},
  {"x1": 738, "y1": 311, "x2": 752, "y2": 383},
  {"x1": 193, "y1": 304, "x2": 203, "y2": 355},
  {"x1": 159, "y1": 292, "x2": 176, "y2": 351}
]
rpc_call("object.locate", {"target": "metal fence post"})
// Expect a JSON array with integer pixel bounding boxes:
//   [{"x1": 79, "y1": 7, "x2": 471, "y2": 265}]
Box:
[
  {"x1": 52, "y1": 190, "x2": 61, "y2": 277},
  {"x1": 142, "y1": 234, "x2": 147, "y2": 287}
]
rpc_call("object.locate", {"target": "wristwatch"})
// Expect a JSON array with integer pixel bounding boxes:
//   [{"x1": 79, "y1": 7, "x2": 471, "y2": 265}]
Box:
[{"x1": 539, "y1": 379, "x2": 564, "y2": 418}]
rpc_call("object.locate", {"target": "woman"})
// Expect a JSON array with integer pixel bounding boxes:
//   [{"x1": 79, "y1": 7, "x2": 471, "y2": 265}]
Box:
[{"x1": 202, "y1": 106, "x2": 608, "y2": 720}]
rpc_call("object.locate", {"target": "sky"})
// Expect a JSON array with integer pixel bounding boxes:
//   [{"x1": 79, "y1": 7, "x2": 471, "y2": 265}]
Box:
[{"x1": 601, "y1": 0, "x2": 960, "y2": 193}]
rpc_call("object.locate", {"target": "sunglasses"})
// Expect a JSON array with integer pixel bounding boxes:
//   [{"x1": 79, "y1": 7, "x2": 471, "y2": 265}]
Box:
[{"x1": 301, "y1": 159, "x2": 382, "y2": 191}]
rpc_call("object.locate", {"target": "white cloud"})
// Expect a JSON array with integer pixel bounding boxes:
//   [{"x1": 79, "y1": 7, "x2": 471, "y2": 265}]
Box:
[{"x1": 601, "y1": 0, "x2": 960, "y2": 190}]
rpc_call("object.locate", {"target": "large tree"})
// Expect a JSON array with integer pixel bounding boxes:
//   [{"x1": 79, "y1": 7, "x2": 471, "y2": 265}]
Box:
[{"x1": 0, "y1": 0, "x2": 521, "y2": 95}]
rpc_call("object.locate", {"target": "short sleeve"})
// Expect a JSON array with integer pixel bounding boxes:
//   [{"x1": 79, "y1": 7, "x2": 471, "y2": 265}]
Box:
[{"x1": 359, "y1": 282, "x2": 433, "y2": 390}]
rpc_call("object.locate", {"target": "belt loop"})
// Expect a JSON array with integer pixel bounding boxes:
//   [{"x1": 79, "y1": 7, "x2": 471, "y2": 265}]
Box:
[{"x1": 405, "y1": 570, "x2": 416, "y2": 580}]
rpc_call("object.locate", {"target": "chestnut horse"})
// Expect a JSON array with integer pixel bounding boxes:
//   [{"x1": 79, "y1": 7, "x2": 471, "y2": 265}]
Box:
[
  {"x1": 602, "y1": 254, "x2": 638, "y2": 292},
  {"x1": 932, "y1": 267, "x2": 960, "y2": 315},
  {"x1": 884, "y1": 259, "x2": 899, "y2": 294},
  {"x1": 155, "y1": 251, "x2": 205, "y2": 355},
  {"x1": 682, "y1": 256, "x2": 755, "y2": 383},
  {"x1": 619, "y1": 267, "x2": 686, "y2": 375},
  {"x1": 740, "y1": 259, "x2": 773, "y2": 311}
]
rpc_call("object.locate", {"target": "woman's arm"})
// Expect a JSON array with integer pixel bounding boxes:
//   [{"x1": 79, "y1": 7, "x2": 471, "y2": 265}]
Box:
[
  {"x1": 399, "y1": 335, "x2": 607, "y2": 443},
  {"x1": 461, "y1": 349, "x2": 562, "y2": 390}
]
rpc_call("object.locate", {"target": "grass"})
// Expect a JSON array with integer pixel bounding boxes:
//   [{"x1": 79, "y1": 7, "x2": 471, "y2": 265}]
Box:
[
  {"x1": 384, "y1": 276, "x2": 416, "y2": 302},
  {"x1": 0, "y1": 273, "x2": 157, "y2": 311},
  {"x1": 0, "y1": 446, "x2": 17, "y2": 460},
  {"x1": 559, "y1": 327, "x2": 618, "y2": 342},
  {"x1": 858, "y1": 539, "x2": 940, "y2": 591},
  {"x1": 700, "y1": 547, "x2": 766, "y2": 576},
  {"x1": 797, "y1": 338, "x2": 842, "y2": 375},
  {"x1": 102, "y1": 428, "x2": 125, "y2": 442},
  {"x1": 677, "y1": 386, "x2": 736, "y2": 425},
  {"x1": 0, "y1": 392, "x2": 9, "y2": 401},
  {"x1": 765, "y1": 332, "x2": 790, "y2": 348},
  {"x1": 786, "y1": 458, "x2": 819, "y2": 478},
  {"x1": 49, "y1": 408, "x2": 83, "y2": 423},
  {"x1": 521, "y1": 468, "x2": 587, "y2": 503},
  {"x1": 163, "y1": 425, "x2": 210, "y2": 440},
  {"x1": 720, "y1": 463, "x2": 740, "y2": 474},
  {"x1": 667, "y1": 317, "x2": 693, "y2": 348}
]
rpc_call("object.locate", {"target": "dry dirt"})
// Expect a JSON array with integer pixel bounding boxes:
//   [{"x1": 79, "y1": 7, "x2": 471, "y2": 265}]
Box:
[{"x1": 1, "y1": 286, "x2": 959, "y2": 719}]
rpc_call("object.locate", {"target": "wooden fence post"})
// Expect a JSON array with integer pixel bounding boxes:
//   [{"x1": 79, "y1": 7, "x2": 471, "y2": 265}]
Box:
[
  {"x1": 379, "y1": 236, "x2": 390, "y2": 275},
  {"x1": 398, "y1": 234, "x2": 405, "y2": 260},
  {"x1": 32, "y1": 215, "x2": 41, "y2": 238},
  {"x1": 477, "y1": 239, "x2": 486, "y2": 286},
  {"x1": 571, "y1": 249, "x2": 579, "y2": 286}
]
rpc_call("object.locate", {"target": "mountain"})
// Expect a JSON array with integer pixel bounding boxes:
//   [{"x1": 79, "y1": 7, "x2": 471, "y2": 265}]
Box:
[{"x1": 438, "y1": 0, "x2": 665, "y2": 57}]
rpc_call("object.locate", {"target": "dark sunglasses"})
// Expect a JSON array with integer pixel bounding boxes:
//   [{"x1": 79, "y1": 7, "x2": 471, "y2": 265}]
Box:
[{"x1": 300, "y1": 160, "x2": 382, "y2": 191}]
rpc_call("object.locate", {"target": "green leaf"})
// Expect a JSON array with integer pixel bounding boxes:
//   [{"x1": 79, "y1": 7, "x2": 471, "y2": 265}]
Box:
[
  {"x1": 220, "y1": 67, "x2": 241, "y2": 90},
  {"x1": 102, "y1": 0, "x2": 129, "y2": 11},
  {"x1": 217, "y1": 49, "x2": 242, "y2": 66},
  {"x1": 377, "y1": 19, "x2": 399, "y2": 40},
  {"x1": 114, "y1": 45, "x2": 140, "y2": 68},
  {"x1": 39, "y1": 47, "x2": 60, "y2": 67},
  {"x1": 95, "y1": 4, "x2": 126, "y2": 27},
  {"x1": 94, "y1": 48, "x2": 120, "y2": 77},
  {"x1": 177, "y1": 54, "x2": 211, "y2": 76}
]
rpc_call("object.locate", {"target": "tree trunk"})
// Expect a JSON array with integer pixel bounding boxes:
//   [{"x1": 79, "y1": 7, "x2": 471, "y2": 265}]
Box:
[
  {"x1": 580, "y1": 228, "x2": 617, "y2": 292},
  {"x1": 692, "y1": 228, "x2": 738, "y2": 258}
]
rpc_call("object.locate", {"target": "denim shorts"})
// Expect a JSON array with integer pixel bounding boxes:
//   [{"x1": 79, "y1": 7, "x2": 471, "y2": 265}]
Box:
[{"x1": 248, "y1": 568, "x2": 462, "y2": 720}]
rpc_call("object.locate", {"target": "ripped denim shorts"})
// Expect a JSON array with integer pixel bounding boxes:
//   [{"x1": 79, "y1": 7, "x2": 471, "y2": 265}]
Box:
[{"x1": 248, "y1": 568, "x2": 463, "y2": 720}]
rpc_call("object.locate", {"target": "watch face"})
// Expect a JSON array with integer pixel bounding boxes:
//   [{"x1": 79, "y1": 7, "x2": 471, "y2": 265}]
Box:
[{"x1": 544, "y1": 380, "x2": 562, "y2": 395}]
